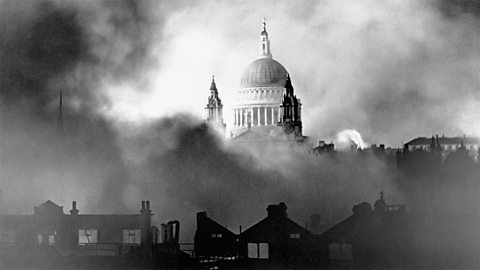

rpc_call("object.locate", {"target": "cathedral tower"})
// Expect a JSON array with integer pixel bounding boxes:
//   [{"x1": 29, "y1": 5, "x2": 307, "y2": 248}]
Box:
[
  {"x1": 279, "y1": 74, "x2": 302, "y2": 137},
  {"x1": 205, "y1": 76, "x2": 226, "y2": 134}
]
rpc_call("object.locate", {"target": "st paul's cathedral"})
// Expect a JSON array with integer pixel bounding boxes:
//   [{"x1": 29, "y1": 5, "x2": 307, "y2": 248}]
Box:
[{"x1": 205, "y1": 20, "x2": 305, "y2": 142}]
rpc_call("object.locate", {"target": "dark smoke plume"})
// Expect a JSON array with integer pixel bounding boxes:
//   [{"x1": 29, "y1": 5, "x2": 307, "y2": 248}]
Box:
[
  {"x1": 0, "y1": 0, "x2": 162, "y2": 213},
  {"x1": 116, "y1": 116, "x2": 400, "y2": 240}
]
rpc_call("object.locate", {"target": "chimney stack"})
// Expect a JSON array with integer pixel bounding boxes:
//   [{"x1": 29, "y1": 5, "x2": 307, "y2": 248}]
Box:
[
  {"x1": 173, "y1": 220, "x2": 180, "y2": 243},
  {"x1": 70, "y1": 201, "x2": 79, "y2": 215},
  {"x1": 141, "y1": 200, "x2": 152, "y2": 215},
  {"x1": 161, "y1": 223, "x2": 167, "y2": 243},
  {"x1": 267, "y1": 202, "x2": 288, "y2": 219}
]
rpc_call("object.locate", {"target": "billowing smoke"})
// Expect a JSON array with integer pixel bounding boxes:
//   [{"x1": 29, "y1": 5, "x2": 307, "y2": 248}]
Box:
[
  {"x1": 335, "y1": 129, "x2": 368, "y2": 150},
  {"x1": 105, "y1": 0, "x2": 480, "y2": 146},
  {"x1": 0, "y1": 0, "x2": 165, "y2": 213}
]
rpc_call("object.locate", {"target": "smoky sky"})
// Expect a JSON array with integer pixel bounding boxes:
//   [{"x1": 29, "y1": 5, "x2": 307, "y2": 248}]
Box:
[
  {"x1": 0, "y1": 0, "x2": 479, "y2": 241},
  {"x1": 104, "y1": 0, "x2": 480, "y2": 146},
  {"x1": 0, "y1": 0, "x2": 166, "y2": 212}
]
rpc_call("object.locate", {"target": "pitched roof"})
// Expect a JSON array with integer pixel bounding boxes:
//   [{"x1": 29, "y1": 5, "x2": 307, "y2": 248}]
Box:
[
  {"x1": 37, "y1": 200, "x2": 62, "y2": 209},
  {"x1": 405, "y1": 136, "x2": 480, "y2": 146},
  {"x1": 195, "y1": 212, "x2": 236, "y2": 237},
  {"x1": 241, "y1": 215, "x2": 311, "y2": 242}
]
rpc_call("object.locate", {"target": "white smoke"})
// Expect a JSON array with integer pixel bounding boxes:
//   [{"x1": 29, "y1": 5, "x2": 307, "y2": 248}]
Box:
[{"x1": 335, "y1": 129, "x2": 368, "y2": 150}]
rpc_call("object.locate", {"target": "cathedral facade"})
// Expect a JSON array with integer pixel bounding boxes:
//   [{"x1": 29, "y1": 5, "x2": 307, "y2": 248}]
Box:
[{"x1": 205, "y1": 20, "x2": 304, "y2": 141}]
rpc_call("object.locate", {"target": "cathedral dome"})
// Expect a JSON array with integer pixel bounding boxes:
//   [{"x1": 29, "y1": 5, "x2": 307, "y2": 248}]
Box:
[{"x1": 240, "y1": 58, "x2": 288, "y2": 88}]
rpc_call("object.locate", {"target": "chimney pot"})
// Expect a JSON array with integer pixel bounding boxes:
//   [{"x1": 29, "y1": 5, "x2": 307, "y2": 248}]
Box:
[
  {"x1": 142, "y1": 201, "x2": 146, "y2": 210},
  {"x1": 70, "y1": 201, "x2": 79, "y2": 215},
  {"x1": 197, "y1": 211, "x2": 207, "y2": 219},
  {"x1": 267, "y1": 202, "x2": 287, "y2": 218},
  {"x1": 146, "y1": 201, "x2": 150, "y2": 210}
]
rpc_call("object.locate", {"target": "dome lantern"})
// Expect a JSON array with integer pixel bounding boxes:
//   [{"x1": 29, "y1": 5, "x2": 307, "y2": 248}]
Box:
[{"x1": 259, "y1": 17, "x2": 272, "y2": 59}]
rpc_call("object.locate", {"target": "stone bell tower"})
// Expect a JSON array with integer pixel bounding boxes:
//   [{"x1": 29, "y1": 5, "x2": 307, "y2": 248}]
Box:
[{"x1": 205, "y1": 75, "x2": 226, "y2": 135}]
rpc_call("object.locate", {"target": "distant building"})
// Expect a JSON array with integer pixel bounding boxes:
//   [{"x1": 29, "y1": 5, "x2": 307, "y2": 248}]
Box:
[
  {"x1": 318, "y1": 193, "x2": 480, "y2": 269},
  {"x1": 403, "y1": 135, "x2": 480, "y2": 160},
  {"x1": 318, "y1": 194, "x2": 408, "y2": 269},
  {"x1": 312, "y1": 141, "x2": 335, "y2": 155},
  {"x1": 396, "y1": 135, "x2": 480, "y2": 215}
]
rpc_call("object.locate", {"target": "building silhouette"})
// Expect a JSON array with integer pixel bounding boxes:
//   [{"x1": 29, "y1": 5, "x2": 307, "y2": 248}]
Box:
[{"x1": 0, "y1": 200, "x2": 173, "y2": 268}]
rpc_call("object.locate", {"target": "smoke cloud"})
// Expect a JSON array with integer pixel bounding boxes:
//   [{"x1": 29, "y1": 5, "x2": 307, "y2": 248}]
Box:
[
  {"x1": 116, "y1": 118, "x2": 399, "y2": 240},
  {"x1": 0, "y1": 0, "x2": 165, "y2": 213}
]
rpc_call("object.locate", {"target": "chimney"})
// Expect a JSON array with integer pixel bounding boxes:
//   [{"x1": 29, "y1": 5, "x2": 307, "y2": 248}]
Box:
[
  {"x1": 167, "y1": 221, "x2": 174, "y2": 242},
  {"x1": 197, "y1": 211, "x2": 207, "y2": 220},
  {"x1": 70, "y1": 201, "x2": 79, "y2": 215},
  {"x1": 352, "y1": 202, "x2": 372, "y2": 217},
  {"x1": 267, "y1": 202, "x2": 287, "y2": 219},
  {"x1": 161, "y1": 223, "x2": 167, "y2": 243},
  {"x1": 173, "y1": 220, "x2": 180, "y2": 243},
  {"x1": 141, "y1": 200, "x2": 152, "y2": 215}
]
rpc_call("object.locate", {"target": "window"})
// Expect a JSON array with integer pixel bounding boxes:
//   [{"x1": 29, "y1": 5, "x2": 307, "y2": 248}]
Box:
[
  {"x1": 290, "y1": 233, "x2": 300, "y2": 239},
  {"x1": 37, "y1": 231, "x2": 56, "y2": 245},
  {"x1": 248, "y1": 243, "x2": 257, "y2": 258},
  {"x1": 259, "y1": 243, "x2": 268, "y2": 259},
  {"x1": 247, "y1": 243, "x2": 269, "y2": 259},
  {"x1": 211, "y1": 233, "x2": 223, "y2": 238},
  {"x1": 0, "y1": 230, "x2": 15, "y2": 243},
  {"x1": 48, "y1": 235, "x2": 55, "y2": 245},
  {"x1": 123, "y1": 229, "x2": 141, "y2": 244},
  {"x1": 79, "y1": 229, "x2": 98, "y2": 245}
]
